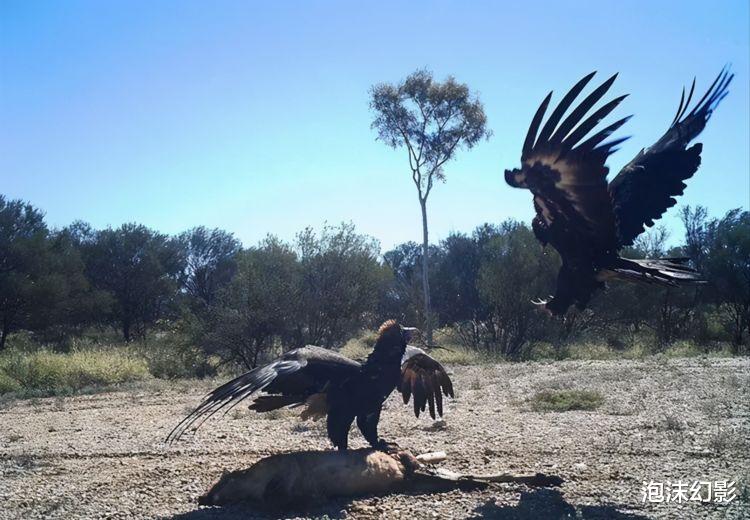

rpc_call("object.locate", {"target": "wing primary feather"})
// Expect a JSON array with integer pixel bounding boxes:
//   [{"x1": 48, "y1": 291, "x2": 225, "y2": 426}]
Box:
[
  {"x1": 706, "y1": 72, "x2": 733, "y2": 109},
  {"x1": 702, "y1": 71, "x2": 732, "y2": 112},
  {"x1": 401, "y1": 370, "x2": 413, "y2": 404},
  {"x1": 536, "y1": 71, "x2": 597, "y2": 145},
  {"x1": 562, "y1": 94, "x2": 628, "y2": 150},
  {"x1": 680, "y1": 78, "x2": 697, "y2": 121},
  {"x1": 550, "y1": 73, "x2": 619, "y2": 145},
  {"x1": 576, "y1": 115, "x2": 632, "y2": 151},
  {"x1": 165, "y1": 359, "x2": 301, "y2": 444},
  {"x1": 594, "y1": 135, "x2": 631, "y2": 154},
  {"x1": 671, "y1": 86, "x2": 686, "y2": 127},
  {"x1": 686, "y1": 67, "x2": 727, "y2": 118},
  {"x1": 522, "y1": 92, "x2": 553, "y2": 159},
  {"x1": 441, "y1": 371, "x2": 454, "y2": 397},
  {"x1": 435, "y1": 383, "x2": 444, "y2": 416}
]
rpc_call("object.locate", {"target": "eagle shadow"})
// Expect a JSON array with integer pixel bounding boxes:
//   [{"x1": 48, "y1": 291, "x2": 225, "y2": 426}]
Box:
[{"x1": 471, "y1": 488, "x2": 652, "y2": 520}]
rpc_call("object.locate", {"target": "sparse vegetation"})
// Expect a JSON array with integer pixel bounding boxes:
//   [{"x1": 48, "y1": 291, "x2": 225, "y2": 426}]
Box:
[
  {"x1": 0, "y1": 347, "x2": 150, "y2": 397},
  {"x1": 1, "y1": 191, "x2": 748, "y2": 395},
  {"x1": 528, "y1": 390, "x2": 604, "y2": 412}
]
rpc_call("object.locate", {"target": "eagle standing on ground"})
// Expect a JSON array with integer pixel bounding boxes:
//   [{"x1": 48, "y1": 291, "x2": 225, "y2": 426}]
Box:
[
  {"x1": 167, "y1": 320, "x2": 454, "y2": 451},
  {"x1": 504, "y1": 68, "x2": 733, "y2": 315}
]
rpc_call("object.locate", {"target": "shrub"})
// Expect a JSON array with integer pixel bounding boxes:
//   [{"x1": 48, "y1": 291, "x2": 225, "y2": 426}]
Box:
[
  {"x1": 134, "y1": 336, "x2": 217, "y2": 380},
  {"x1": 0, "y1": 371, "x2": 21, "y2": 393}
]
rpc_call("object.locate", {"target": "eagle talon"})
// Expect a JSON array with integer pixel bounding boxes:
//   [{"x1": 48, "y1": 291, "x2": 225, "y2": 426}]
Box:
[{"x1": 375, "y1": 440, "x2": 401, "y2": 454}]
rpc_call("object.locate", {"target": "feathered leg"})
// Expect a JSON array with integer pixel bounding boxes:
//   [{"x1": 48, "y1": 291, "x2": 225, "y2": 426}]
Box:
[{"x1": 326, "y1": 409, "x2": 355, "y2": 450}]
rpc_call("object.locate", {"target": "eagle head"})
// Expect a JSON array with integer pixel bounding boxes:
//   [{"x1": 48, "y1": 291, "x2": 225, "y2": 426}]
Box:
[
  {"x1": 505, "y1": 168, "x2": 529, "y2": 189},
  {"x1": 377, "y1": 320, "x2": 418, "y2": 350}
]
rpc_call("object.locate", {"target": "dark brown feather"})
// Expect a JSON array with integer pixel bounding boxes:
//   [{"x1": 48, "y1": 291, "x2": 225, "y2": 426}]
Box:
[
  {"x1": 248, "y1": 395, "x2": 303, "y2": 412},
  {"x1": 399, "y1": 351, "x2": 454, "y2": 420},
  {"x1": 609, "y1": 68, "x2": 733, "y2": 246}
]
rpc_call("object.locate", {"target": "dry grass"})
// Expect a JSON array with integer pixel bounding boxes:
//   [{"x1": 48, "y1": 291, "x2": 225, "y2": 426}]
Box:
[{"x1": 0, "y1": 348, "x2": 150, "y2": 397}]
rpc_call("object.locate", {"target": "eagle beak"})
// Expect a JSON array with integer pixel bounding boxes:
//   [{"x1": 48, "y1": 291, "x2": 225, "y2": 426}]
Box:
[{"x1": 401, "y1": 327, "x2": 420, "y2": 343}]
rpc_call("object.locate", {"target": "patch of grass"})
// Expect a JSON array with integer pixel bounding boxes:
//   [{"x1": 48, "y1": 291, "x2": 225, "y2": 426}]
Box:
[
  {"x1": 264, "y1": 409, "x2": 285, "y2": 420},
  {"x1": 563, "y1": 342, "x2": 622, "y2": 360},
  {"x1": 432, "y1": 329, "x2": 503, "y2": 364},
  {"x1": 432, "y1": 345, "x2": 489, "y2": 365},
  {"x1": 737, "y1": 474, "x2": 750, "y2": 504},
  {"x1": 528, "y1": 389, "x2": 604, "y2": 412},
  {"x1": 132, "y1": 336, "x2": 217, "y2": 380},
  {"x1": 0, "y1": 348, "x2": 150, "y2": 397},
  {"x1": 663, "y1": 340, "x2": 735, "y2": 359},
  {"x1": 521, "y1": 342, "x2": 558, "y2": 361},
  {"x1": 707, "y1": 424, "x2": 747, "y2": 456},
  {"x1": 0, "y1": 370, "x2": 22, "y2": 393},
  {"x1": 339, "y1": 335, "x2": 372, "y2": 361},
  {"x1": 659, "y1": 413, "x2": 686, "y2": 432}
]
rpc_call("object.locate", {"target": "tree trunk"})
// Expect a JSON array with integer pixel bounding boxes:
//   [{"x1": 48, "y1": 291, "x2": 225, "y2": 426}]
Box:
[
  {"x1": 419, "y1": 198, "x2": 433, "y2": 345},
  {"x1": 122, "y1": 319, "x2": 131, "y2": 343},
  {"x1": 0, "y1": 319, "x2": 8, "y2": 352}
]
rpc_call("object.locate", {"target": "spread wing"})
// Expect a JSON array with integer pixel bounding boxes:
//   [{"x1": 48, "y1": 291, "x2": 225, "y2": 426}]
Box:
[
  {"x1": 609, "y1": 68, "x2": 733, "y2": 246},
  {"x1": 399, "y1": 345, "x2": 454, "y2": 420},
  {"x1": 505, "y1": 72, "x2": 631, "y2": 254},
  {"x1": 166, "y1": 346, "x2": 361, "y2": 443}
]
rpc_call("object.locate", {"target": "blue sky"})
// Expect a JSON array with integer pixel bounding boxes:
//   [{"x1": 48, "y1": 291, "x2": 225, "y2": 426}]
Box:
[{"x1": 1, "y1": 0, "x2": 748, "y2": 251}]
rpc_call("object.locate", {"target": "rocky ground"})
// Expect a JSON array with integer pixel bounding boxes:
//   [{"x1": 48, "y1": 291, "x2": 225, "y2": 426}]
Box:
[{"x1": 1, "y1": 357, "x2": 748, "y2": 519}]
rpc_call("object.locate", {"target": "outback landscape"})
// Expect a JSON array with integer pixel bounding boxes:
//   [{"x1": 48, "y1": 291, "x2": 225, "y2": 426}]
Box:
[
  {"x1": 2, "y1": 2, "x2": 749, "y2": 520},
  {"x1": 1, "y1": 356, "x2": 748, "y2": 519}
]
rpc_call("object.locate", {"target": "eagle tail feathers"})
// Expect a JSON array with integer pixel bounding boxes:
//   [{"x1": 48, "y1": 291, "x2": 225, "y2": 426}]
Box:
[{"x1": 605, "y1": 257, "x2": 704, "y2": 286}]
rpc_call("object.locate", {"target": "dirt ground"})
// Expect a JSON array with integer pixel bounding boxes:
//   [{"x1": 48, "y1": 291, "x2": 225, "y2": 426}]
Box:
[{"x1": 1, "y1": 357, "x2": 748, "y2": 519}]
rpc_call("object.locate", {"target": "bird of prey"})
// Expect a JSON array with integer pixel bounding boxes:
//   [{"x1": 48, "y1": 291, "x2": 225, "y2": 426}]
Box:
[
  {"x1": 167, "y1": 320, "x2": 454, "y2": 451},
  {"x1": 504, "y1": 68, "x2": 732, "y2": 315}
]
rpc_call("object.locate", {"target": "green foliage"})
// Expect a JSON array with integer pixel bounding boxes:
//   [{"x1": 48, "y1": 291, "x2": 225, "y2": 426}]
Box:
[
  {"x1": 0, "y1": 348, "x2": 150, "y2": 397},
  {"x1": 82, "y1": 223, "x2": 184, "y2": 341},
  {"x1": 0, "y1": 370, "x2": 21, "y2": 393},
  {"x1": 134, "y1": 335, "x2": 217, "y2": 380},
  {"x1": 477, "y1": 221, "x2": 560, "y2": 358},
  {"x1": 369, "y1": 69, "x2": 491, "y2": 191},
  {"x1": 528, "y1": 389, "x2": 604, "y2": 412},
  {"x1": 295, "y1": 223, "x2": 390, "y2": 347},
  {"x1": 201, "y1": 236, "x2": 300, "y2": 368},
  {"x1": 0, "y1": 197, "x2": 74, "y2": 350},
  {"x1": 370, "y1": 70, "x2": 491, "y2": 344},
  {"x1": 1, "y1": 190, "x2": 747, "y2": 372}
]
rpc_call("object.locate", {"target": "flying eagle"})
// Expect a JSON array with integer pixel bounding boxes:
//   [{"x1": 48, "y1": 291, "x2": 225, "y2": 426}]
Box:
[
  {"x1": 167, "y1": 320, "x2": 454, "y2": 450},
  {"x1": 505, "y1": 68, "x2": 732, "y2": 315}
]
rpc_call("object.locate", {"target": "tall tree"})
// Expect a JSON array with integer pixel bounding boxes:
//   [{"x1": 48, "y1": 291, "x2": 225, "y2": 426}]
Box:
[
  {"x1": 202, "y1": 236, "x2": 300, "y2": 369},
  {"x1": 0, "y1": 196, "x2": 50, "y2": 350},
  {"x1": 703, "y1": 209, "x2": 750, "y2": 349},
  {"x1": 295, "y1": 223, "x2": 389, "y2": 347},
  {"x1": 177, "y1": 226, "x2": 241, "y2": 309},
  {"x1": 369, "y1": 70, "x2": 490, "y2": 344},
  {"x1": 83, "y1": 224, "x2": 184, "y2": 341}
]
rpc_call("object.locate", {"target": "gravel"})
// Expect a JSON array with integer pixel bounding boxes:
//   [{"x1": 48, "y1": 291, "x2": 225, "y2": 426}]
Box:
[{"x1": 1, "y1": 357, "x2": 748, "y2": 519}]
